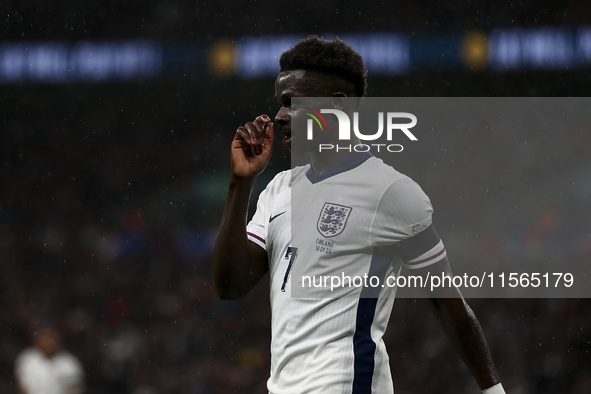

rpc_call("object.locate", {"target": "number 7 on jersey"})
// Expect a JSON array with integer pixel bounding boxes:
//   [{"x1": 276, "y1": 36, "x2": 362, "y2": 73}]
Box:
[{"x1": 281, "y1": 247, "x2": 298, "y2": 292}]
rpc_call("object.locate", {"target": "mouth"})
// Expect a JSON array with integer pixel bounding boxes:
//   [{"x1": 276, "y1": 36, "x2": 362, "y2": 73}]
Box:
[{"x1": 281, "y1": 132, "x2": 291, "y2": 147}]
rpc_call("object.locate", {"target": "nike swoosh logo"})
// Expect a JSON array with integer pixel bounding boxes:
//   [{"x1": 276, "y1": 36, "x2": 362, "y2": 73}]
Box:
[{"x1": 269, "y1": 211, "x2": 286, "y2": 223}]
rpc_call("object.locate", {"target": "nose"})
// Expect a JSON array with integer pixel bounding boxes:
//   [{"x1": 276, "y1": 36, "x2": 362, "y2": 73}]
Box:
[{"x1": 274, "y1": 107, "x2": 290, "y2": 129}]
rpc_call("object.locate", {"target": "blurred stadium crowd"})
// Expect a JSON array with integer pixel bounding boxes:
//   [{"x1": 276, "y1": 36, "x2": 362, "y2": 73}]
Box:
[{"x1": 2, "y1": 1, "x2": 591, "y2": 393}]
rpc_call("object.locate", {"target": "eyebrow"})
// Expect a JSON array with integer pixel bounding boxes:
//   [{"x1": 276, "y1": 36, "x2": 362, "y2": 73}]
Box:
[
  {"x1": 277, "y1": 90, "x2": 307, "y2": 101},
  {"x1": 276, "y1": 92, "x2": 293, "y2": 104}
]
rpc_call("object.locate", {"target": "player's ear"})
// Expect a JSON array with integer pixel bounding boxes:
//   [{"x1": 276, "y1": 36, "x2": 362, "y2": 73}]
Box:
[{"x1": 331, "y1": 94, "x2": 346, "y2": 111}]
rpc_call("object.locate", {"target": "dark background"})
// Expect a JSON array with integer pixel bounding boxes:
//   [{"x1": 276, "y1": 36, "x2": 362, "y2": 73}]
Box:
[{"x1": 1, "y1": 1, "x2": 590, "y2": 393}]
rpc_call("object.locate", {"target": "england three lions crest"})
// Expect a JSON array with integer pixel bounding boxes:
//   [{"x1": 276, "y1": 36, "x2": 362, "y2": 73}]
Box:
[{"x1": 317, "y1": 203, "x2": 353, "y2": 238}]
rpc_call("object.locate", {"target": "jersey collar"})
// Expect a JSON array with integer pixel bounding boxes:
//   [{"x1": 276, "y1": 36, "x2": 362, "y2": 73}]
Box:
[{"x1": 305, "y1": 152, "x2": 372, "y2": 184}]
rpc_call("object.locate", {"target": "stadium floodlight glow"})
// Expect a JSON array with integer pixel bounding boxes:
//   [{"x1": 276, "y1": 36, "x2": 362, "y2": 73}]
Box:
[
  {"x1": 236, "y1": 33, "x2": 410, "y2": 78},
  {"x1": 4, "y1": 27, "x2": 591, "y2": 84},
  {"x1": 488, "y1": 27, "x2": 591, "y2": 70},
  {"x1": 0, "y1": 41, "x2": 162, "y2": 83}
]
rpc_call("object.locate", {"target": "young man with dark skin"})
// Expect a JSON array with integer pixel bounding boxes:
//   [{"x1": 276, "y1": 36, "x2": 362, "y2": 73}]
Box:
[{"x1": 213, "y1": 36, "x2": 505, "y2": 394}]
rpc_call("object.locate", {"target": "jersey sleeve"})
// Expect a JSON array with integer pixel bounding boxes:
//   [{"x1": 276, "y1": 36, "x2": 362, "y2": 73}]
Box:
[
  {"x1": 371, "y1": 177, "x2": 447, "y2": 269},
  {"x1": 14, "y1": 350, "x2": 29, "y2": 384},
  {"x1": 63, "y1": 353, "x2": 85, "y2": 390},
  {"x1": 246, "y1": 183, "x2": 269, "y2": 251}
]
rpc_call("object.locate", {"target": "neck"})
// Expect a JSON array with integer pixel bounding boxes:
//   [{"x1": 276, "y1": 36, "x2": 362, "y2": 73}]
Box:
[{"x1": 309, "y1": 150, "x2": 355, "y2": 177}]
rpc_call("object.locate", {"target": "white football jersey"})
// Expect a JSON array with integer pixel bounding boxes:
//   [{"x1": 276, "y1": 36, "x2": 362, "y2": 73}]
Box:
[
  {"x1": 247, "y1": 152, "x2": 446, "y2": 394},
  {"x1": 15, "y1": 348, "x2": 84, "y2": 394}
]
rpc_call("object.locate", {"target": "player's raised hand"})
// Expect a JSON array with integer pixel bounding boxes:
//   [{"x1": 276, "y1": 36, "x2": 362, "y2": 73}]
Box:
[{"x1": 231, "y1": 114, "x2": 274, "y2": 178}]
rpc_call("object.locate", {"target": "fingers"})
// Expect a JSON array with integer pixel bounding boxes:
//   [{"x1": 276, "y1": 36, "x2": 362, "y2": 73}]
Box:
[
  {"x1": 248, "y1": 114, "x2": 272, "y2": 147},
  {"x1": 264, "y1": 121, "x2": 274, "y2": 145},
  {"x1": 235, "y1": 126, "x2": 255, "y2": 157},
  {"x1": 235, "y1": 115, "x2": 273, "y2": 157}
]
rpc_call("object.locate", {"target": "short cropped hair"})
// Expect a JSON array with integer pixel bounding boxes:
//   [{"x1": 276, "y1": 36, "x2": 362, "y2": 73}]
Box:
[{"x1": 279, "y1": 36, "x2": 368, "y2": 97}]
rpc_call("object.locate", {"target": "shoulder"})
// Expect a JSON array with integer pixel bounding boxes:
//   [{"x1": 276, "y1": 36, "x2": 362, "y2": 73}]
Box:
[
  {"x1": 371, "y1": 160, "x2": 433, "y2": 230},
  {"x1": 361, "y1": 156, "x2": 427, "y2": 201},
  {"x1": 16, "y1": 348, "x2": 40, "y2": 364},
  {"x1": 263, "y1": 165, "x2": 311, "y2": 193},
  {"x1": 365, "y1": 156, "x2": 409, "y2": 184},
  {"x1": 54, "y1": 351, "x2": 84, "y2": 372},
  {"x1": 55, "y1": 350, "x2": 80, "y2": 362},
  {"x1": 15, "y1": 348, "x2": 43, "y2": 376},
  {"x1": 264, "y1": 169, "x2": 291, "y2": 192}
]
